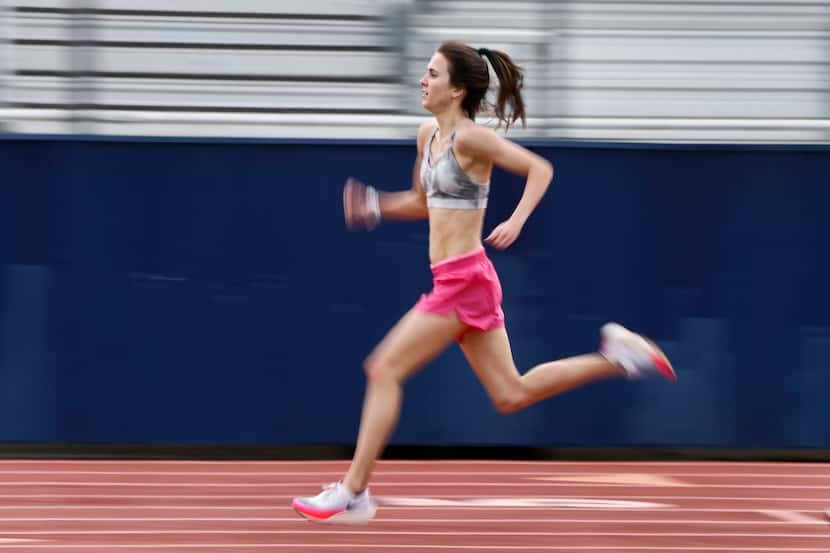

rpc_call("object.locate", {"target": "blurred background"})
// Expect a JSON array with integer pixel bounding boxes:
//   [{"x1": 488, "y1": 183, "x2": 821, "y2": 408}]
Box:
[
  {"x1": 0, "y1": 1, "x2": 829, "y2": 455},
  {"x1": 1, "y1": 0, "x2": 829, "y2": 143}
]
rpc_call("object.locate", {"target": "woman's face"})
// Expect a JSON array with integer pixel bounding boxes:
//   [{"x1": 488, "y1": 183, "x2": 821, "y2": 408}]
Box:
[{"x1": 420, "y1": 52, "x2": 461, "y2": 114}]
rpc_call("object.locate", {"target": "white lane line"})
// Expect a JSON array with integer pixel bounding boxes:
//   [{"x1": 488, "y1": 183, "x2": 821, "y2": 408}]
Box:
[
  {"x1": 379, "y1": 494, "x2": 830, "y2": 502},
  {"x1": 531, "y1": 474, "x2": 690, "y2": 486},
  {"x1": 0, "y1": 530, "x2": 826, "y2": 538},
  {"x1": 0, "y1": 544, "x2": 824, "y2": 551},
  {"x1": 0, "y1": 481, "x2": 827, "y2": 489},
  {"x1": 0, "y1": 517, "x2": 818, "y2": 524},
  {"x1": 0, "y1": 493, "x2": 824, "y2": 502},
  {"x1": 0, "y1": 471, "x2": 826, "y2": 479},
  {"x1": 0, "y1": 505, "x2": 821, "y2": 513},
  {"x1": 1, "y1": 460, "x2": 827, "y2": 468},
  {"x1": 759, "y1": 510, "x2": 826, "y2": 524},
  {"x1": 377, "y1": 497, "x2": 667, "y2": 509}
]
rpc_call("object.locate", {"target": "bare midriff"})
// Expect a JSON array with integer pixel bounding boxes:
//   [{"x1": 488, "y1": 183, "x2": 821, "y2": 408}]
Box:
[{"x1": 427, "y1": 207, "x2": 486, "y2": 265}]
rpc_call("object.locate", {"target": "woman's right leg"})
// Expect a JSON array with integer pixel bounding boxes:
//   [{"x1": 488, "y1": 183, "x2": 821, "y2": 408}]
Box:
[
  {"x1": 342, "y1": 308, "x2": 466, "y2": 493},
  {"x1": 292, "y1": 307, "x2": 466, "y2": 522}
]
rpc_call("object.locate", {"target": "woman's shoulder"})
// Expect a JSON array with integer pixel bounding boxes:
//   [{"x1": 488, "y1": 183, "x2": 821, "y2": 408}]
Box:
[{"x1": 454, "y1": 121, "x2": 499, "y2": 156}]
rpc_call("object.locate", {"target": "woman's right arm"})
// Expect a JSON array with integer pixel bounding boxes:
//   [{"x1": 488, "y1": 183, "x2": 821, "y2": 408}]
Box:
[
  {"x1": 377, "y1": 121, "x2": 430, "y2": 220},
  {"x1": 343, "y1": 122, "x2": 432, "y2": 230}
]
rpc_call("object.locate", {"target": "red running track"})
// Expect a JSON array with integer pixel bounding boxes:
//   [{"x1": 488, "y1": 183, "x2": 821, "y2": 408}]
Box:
[{"x1": 0, "y1": 459, "x2": 824, "y2": 551}]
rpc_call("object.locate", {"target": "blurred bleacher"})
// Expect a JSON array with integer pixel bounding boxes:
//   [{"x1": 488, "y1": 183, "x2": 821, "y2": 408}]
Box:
[{"x1": 1, "y1": 0, "x2": 829, "y2": 143}]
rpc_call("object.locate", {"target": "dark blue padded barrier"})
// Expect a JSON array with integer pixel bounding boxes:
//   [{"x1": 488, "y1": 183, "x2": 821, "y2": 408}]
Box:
[{"x1": 0, "y1": 135, "x2": 828, "y2": 449}]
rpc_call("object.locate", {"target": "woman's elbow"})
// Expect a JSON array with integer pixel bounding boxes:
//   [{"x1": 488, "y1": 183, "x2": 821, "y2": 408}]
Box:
[
  {"x1": 541, "y1": 159, "x2": 554, "y2": 183},
  {"x1": 532, "y1": 158, "x2": 553, "y2": 188}
]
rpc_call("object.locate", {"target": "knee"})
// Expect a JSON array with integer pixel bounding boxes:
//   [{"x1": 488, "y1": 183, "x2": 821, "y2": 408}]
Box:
[
  {"x1": 363, "y1": 354, "x2": 382, "y2": 382},
  {"x1": 492, "y1": 389, "x2": 528, "y2": 415},
  {"x1": 363, "y1": 352, "x2": 399, "y2": 385}
]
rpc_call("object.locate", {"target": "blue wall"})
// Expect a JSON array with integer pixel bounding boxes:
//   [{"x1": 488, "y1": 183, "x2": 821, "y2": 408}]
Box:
[{"x1": 1, "y1": 135, "x2": 828, "y2": 449}]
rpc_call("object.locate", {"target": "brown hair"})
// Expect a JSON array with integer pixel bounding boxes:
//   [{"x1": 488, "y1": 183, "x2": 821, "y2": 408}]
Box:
[{"x1": 437, "y1": 40, "x2": 526, "y2": 131}]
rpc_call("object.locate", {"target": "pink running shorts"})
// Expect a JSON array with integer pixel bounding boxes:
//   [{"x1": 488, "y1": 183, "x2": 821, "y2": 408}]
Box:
[{"x1": 414, "y1": 247, "x2": 505, "y2": 339}]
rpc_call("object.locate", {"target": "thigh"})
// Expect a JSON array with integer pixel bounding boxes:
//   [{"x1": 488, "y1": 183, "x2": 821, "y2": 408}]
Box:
[
  {"x1": 458, "y1": 326, "x2": 522, "y2": 400},
  {"x1": 365, "y1": 308, "x2": 467, "y2": 382}
]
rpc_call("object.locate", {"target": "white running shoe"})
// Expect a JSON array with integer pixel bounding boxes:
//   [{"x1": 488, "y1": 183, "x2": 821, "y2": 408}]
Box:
[
  {"x1": 292, "y1": 481, "x2": 377, "y2": 523},
  {"x1": 600, "y1": 322, "x2": 677, "y2": 383}
]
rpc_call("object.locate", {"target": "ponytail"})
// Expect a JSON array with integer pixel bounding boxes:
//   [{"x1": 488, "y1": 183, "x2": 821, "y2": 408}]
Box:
[
  {"x1": 477, "y1": 48, "x2": 527, "y2": 131},
  {"x1": 438, "y1": 40, "x2": 527, "y2": 131}
]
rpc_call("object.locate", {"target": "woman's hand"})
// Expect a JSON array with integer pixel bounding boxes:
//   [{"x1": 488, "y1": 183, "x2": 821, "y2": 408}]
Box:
[
  {"x1": 485, "y1": 218, "x2": 523, "y2": 250},
  {"x1": 343, "y1": 177, "x2": 381, "y2": 231}
]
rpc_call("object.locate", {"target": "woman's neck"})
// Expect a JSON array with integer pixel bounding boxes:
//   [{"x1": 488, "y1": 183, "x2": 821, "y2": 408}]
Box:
[{"x1": 434, "y1": 109, "x2": 467, "y2": 140}]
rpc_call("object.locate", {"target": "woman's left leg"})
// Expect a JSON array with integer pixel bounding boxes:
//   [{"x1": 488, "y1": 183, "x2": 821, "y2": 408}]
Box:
[
  {"x1": 458, "y1": 322, "x2": 674, "y2": 414},
  {"x1": 458, "y1": 326, "x2": 622, "y2": 414}
]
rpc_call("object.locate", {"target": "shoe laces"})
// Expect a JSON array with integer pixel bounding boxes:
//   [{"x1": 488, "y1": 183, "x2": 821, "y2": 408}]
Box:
[
  {"x1": 320, "y1": 481, "x2": 366, "y2": 501},
  {"x1": 318, "y1": 481, "x2": 343, "y2": 498}
]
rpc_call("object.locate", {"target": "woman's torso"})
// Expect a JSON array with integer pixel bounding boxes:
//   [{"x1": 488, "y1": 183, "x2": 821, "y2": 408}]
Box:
[{"x1": 420, "y1": 122, "x2": 492, "y2": 264}]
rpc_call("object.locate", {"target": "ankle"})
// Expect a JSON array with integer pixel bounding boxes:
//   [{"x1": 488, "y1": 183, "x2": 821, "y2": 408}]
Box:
[{"x1": 341, "y1": 478, "x2": 365, "y2": 497}]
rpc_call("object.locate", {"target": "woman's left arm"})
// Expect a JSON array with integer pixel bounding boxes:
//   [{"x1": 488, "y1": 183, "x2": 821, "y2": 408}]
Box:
[{"x1": 455, "y1": 126, "x2": 554, "y2": 249}]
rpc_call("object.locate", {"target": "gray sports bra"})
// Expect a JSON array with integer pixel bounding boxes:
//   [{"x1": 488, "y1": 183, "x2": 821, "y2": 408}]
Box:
[{"x1": 419, "y1": 126, "x2": 489, "y2": 209}]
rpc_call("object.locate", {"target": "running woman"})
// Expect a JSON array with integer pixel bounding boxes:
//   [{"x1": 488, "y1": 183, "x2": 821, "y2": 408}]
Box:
[{"x1": 292, "y1": 40, "x2": 676, "y2": 523}]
